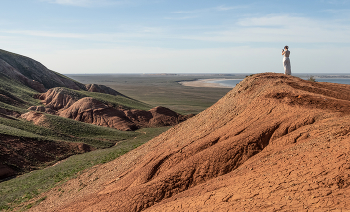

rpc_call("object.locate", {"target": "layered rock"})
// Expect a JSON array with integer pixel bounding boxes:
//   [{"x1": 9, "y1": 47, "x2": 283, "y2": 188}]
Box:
[
  {"x1": 36, "y1": 88, "x2": 78, "y2": 111},
  {"x1": 30, "y1": 73, "x2": 350, "y2": 212},
  {"x1": 59, "y1": 97, "x2": 137, "y2": 131},
  {"x1": 24, "y1": 89, "x2": 192, "y2": 131}
]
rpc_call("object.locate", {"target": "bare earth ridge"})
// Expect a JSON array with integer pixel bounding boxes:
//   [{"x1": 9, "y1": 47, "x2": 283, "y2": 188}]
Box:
[
  {"x1": 22, "y1": 88, "x2": 192, "y2": 131},
  {"x1": 29, "y1": 73, "x2": 350, "y2": 211}
]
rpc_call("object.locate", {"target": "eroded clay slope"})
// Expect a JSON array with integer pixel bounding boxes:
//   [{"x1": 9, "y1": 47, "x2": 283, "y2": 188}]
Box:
[
  {"x1": 30, "y1": 73, "x2": 350, "y2": 211},
  {"x1": 23, "y1": 88, "x2": 192, "y2": 131},
  {"x1": 0, "y1": 134, "x2": 93, "y2": 179}
]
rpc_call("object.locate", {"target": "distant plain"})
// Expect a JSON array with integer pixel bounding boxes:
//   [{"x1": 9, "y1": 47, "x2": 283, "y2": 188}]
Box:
[{"x1": 68, "y1": 74, "x2": 245, "y2": 115}]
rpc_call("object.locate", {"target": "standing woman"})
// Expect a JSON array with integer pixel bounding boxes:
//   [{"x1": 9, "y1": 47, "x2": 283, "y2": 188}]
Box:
[{"x1": 282, "y1": 46, "x2": 291, "y2": 75}]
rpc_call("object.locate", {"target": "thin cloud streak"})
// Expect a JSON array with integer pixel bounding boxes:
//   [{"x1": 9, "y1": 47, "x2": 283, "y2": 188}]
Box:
[
  {"x1": 172, "y1": 4, "x2": 248, "y2": 14},
  {"x1": 40, "y1": 0, "x2": 128, "y2": 7},
  {"x1": 180, "y1": 14, "x2": 350, "y2": 44},
  {"x1": 3, "y1": 30, "x2": 85, "y2": 38},
  {"x1": 164, "y1": 16, "x2": 198, "y2": 20},
  {"x1": 3, "y1": 14, "x2": 350, "y2": 45}
]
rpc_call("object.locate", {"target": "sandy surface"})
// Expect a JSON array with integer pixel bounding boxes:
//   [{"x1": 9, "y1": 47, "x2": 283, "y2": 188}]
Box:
[{"x1": 179, "y1": 79, "x2": 236, "y2": 88}]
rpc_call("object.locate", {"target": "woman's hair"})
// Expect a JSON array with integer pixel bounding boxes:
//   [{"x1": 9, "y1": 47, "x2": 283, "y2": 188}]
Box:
[{"x1": 284, "y1": 46, "x2": 289, "y2": 49}]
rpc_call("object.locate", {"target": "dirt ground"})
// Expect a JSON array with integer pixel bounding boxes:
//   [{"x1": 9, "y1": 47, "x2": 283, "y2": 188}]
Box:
[{"x1": 28, "y1": 73, "x2": 350, "y2": 211}]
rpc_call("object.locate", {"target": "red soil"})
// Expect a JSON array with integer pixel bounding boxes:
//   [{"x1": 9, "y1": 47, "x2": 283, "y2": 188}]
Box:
[
  {"x1": 37, "y1": 88, "x2": 77, "y2": 111},
  {"x1": 59, "y1": 97, "x2": 137, "y2": 131},
  {"x1": 29, "y1": 73, "x2": 350, "y2": 211},
  {"x1": 0, "y1": 134, "x2": 93, "y2": 180},
  {"x1": 0, "y1": 59, "x2": 46, "y2": 92},
  {"x1": 26, "y1": 89, "x2": 192, "y2": 131}
]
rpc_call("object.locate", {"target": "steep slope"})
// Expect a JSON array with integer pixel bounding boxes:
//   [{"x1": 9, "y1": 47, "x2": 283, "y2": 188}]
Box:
[
  {"x1": 0, "y1": 134, "x2": 93, "y2": 179},
  {"x1": 30, "y1": 73, "x2": 350, "y2": 211},
  {"x1": 0, "y1": 49, "x2": 85, "y2": 91}
]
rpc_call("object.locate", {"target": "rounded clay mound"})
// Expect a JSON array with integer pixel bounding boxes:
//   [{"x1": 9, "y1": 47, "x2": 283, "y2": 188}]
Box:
[
  {"x1": 31, "y1": 73, "x2": 350, "y2": 211},
  {"x1": 59, "y1": 97, "x2": 137, "y2": 131}
]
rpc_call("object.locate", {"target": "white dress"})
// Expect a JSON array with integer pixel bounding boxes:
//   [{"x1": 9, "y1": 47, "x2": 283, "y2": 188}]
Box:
[{"x1": 283, "y1": 50, "x2": 291, "y2": 75}]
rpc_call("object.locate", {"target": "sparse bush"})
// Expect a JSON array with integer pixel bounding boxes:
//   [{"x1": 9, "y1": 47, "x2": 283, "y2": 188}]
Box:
[{"x1": 307, "y1": 76, "x2": 317, "y2": 82}]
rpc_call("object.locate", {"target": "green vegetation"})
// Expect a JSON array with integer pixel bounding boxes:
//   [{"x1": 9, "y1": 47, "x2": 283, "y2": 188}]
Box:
[
  {"x1": 0, "y1": 74, "x2": 41, "y2": 108},
  {"x1": 50, "y1": 87, "x2": 152, "y2": 111},
  {"x1": 69, "y1": 74, "x2": 236, "y2": 114},
  {"x1": 307, "y1": 76, "x2": 317, "y2": 82},
  {"x1": 0, "y1": 114, "x2": 137, "y2": 148},
  {"x1": 78, "y1": 89, "x2": 151, "y2": 110},
  {"x1": 0, "y1": 71, "x2": 235, "y2": 211},
  {"x1": 0, "y1": 127, "x2": 170, "y2": 210}
]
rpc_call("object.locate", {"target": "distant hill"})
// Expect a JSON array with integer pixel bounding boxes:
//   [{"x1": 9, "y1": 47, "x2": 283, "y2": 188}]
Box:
[
  {"x1": 0, "y1": 49, "x2": 191, "y2": 183},
  {"x1": 0, "y1": 49, "x2": 85, "y2": 91},
  {"x1": 34, "y1": 73, "x2": 350, "y2": 211}
]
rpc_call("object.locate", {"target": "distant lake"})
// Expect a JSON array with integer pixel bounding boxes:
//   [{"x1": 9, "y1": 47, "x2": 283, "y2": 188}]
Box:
[
  {"x1": 207, "y1": 78, "x2": 350, "y2": 88},
  {"x1": 306, "y1": 78, "x2": 350, "y2": 85},
  {"x1": 207, "y1": 79, "x2": 243, "y2": 87}
]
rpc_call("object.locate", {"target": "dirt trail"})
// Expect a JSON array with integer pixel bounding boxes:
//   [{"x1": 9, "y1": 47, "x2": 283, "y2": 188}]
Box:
[{"x1": 29, "y1": 73, "x2": 350, "y2": 211}]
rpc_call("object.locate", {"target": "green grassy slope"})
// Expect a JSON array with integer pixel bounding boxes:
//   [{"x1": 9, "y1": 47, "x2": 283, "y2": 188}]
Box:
[
  {"x1": 0, "y1": 49, "x2": 85, "y2": 90},
  {"x1": 0, "y1": 73, "x2": 41, "y2": 111},
  {"x1": 49, "y1": 87, "x2": 152, "y2": 111},
  {"x1": 0, "y1": 72, "x2": 169, "y2": 210},
  {"x1": 0, "y1": 127, "x2": 170, "y2": 211}
]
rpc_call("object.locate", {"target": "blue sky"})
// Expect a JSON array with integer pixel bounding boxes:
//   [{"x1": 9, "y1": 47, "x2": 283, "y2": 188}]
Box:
[{"x1": 1, "y1": 0, "x2": 350, "y2": 74}]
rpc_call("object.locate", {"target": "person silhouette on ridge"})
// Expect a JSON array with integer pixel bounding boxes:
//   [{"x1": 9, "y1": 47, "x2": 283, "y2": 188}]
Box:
[{"x1": 282, "y1": 46, "x2": 291, "y2": 75}]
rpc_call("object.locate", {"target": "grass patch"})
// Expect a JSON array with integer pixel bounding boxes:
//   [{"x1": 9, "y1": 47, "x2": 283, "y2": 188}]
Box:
[
  {"x1": 49, "y1": 87, "x2": 152, "y2": 111},
  {"x1": 0, "y1": 74, "x2": 40, "y2": 108},
  {"x1": 0, "y1": 127, "x2": 170, "y2": 210},
  {"x1": 78, "y1": 90, "x2": 151, "y2": 111},
  {"x1": 0, "y1": 114, "x2": 138, "y2": 148}
]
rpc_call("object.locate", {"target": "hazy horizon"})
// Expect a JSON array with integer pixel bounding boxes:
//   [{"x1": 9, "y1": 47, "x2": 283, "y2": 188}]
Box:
[{"x1": 1, "y1": 0, "x2": 350, "y2": 74}]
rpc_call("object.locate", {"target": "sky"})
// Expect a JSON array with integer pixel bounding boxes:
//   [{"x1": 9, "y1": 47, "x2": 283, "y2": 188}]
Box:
[{"x1": 1, "y1": 0, "x2": 350, "y2": 74}]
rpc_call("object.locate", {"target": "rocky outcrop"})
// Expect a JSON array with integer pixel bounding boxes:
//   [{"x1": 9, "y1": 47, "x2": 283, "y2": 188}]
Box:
[
  {"x1": 31, "y1": 73, "x2": 350, "y2": 212},
  {"x1": 20, "y1": 111, "x2": 48, "y2": 125},
  {"x1": 27, "y1": 106, "x2": 56, "y2": 115},
  {"x1": 125, "y1": 106, "x2": 192, "y2": 128},
  {"x1": 36, "y1": 88, "x2": 78, "y2": 111}
]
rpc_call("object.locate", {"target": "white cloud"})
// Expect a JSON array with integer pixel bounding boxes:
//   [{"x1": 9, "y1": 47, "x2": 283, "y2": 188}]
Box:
[
  {"x1": 40, "y1": 0, "x2": 126, "y2": 7},
  {"x1": 3, "y1": 30, "x2": 84, "y2": 38},
  {"x1": 215, "y1": 5, "x2": 249, "y2": 11},
  {"x1": 327, "y1": 0, "x2": 350, "y2": 4},
  {"x1": 179, "y1": 14, "x2": 350, "y2": 44},
  {"x1": 3, "y1": 14, "x2": 350, "y2": 45},
  {"x1": 164, "y1": 16, "x2": 198, "y2": 20},
  {"x1": 172, "y1": 5, "x2": 247, "y2": 14}
]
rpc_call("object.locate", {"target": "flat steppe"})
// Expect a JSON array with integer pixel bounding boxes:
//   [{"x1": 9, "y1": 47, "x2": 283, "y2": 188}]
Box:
[{"x1": 68, "y1": 74, "x2": 241, "y2": 114}]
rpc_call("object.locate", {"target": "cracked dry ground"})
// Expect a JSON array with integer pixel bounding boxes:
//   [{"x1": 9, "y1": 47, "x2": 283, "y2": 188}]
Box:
[{"x1": 29, "y1": 73, "x2": 350, "y2": 211}]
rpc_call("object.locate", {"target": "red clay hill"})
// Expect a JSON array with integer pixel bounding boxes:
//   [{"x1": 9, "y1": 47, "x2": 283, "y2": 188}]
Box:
[
  {"x1": 22, "y1": 88, "x2": 192, "y2": 131},
  {"x1": 29, "y1": 73, "x2": 350, "y2": 211}
]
